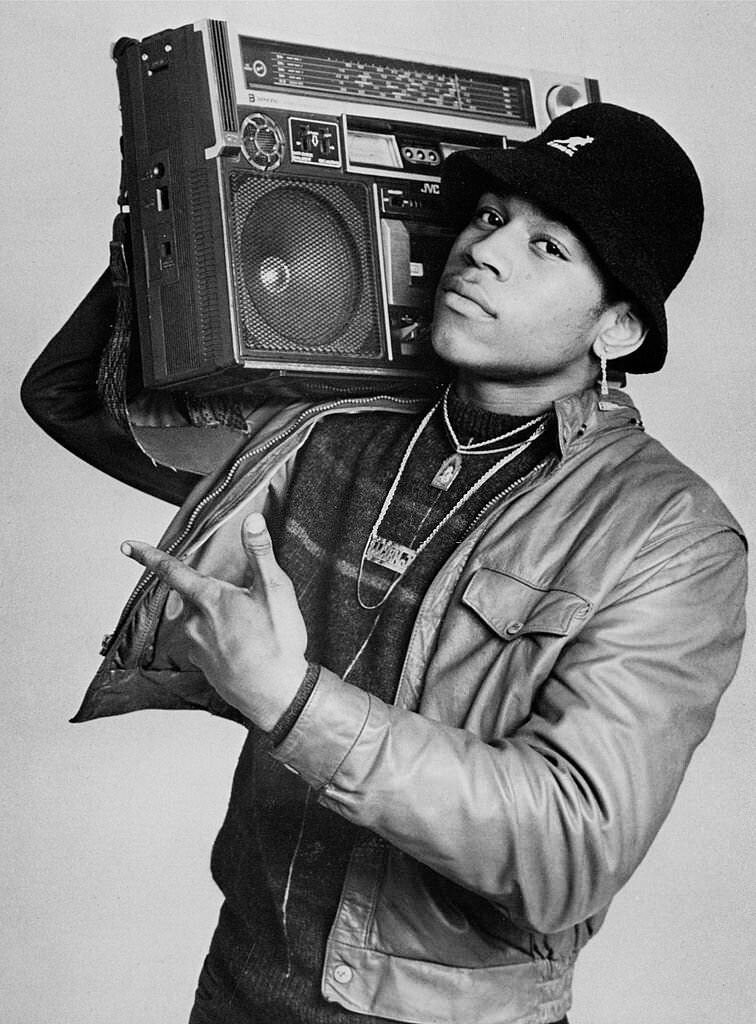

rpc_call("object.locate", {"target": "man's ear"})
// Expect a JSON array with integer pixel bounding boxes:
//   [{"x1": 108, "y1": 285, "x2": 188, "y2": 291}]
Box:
[{"x1": 592, "y1": 305, "x2": 648, "y2": 362}]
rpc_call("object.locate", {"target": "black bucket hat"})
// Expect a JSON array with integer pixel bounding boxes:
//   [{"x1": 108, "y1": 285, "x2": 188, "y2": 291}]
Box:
[{"x1": 441, "y1": 103, "x2": 704, "y2": 373}]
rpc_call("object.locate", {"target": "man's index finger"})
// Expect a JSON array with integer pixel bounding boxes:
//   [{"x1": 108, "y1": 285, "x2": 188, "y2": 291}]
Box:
[{"x1": 121, "y1": 541, "x2": 208, "y2": 605}]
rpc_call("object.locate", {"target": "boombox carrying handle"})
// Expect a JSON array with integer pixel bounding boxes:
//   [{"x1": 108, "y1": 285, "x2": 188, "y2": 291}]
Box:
[
  {"x1": 96, "y1": 124, "x2": 136, "y2": 435},
  {"x1": 95, "y1": 121, "x2": 168, "y2": 447},
  {"x1": 96, "y1": 203, "x2": 175, "y2": 463},
  {"x1": 96, "y1": 210, "x2": 136, "y2": 436},
  {"x1": 96, "y1": 146, "x2": 168, "y2": 454}
]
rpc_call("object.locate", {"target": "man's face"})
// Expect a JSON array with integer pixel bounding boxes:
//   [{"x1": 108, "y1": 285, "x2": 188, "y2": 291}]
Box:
[{"x1": 431, "y1": 192, "x2": 612, "y2": 393}]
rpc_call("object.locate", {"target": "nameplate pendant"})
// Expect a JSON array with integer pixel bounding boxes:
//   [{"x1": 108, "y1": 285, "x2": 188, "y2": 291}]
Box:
[
  {"x1": 430, "y1": 452, "x2": 463, "y2": 491},
  {"x1": 365, "y1": 534, "x2": 417, "y2": 574}
]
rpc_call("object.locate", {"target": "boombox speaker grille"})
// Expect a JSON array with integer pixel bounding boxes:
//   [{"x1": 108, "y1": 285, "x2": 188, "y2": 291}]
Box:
[{"x1": 228, "y1": 172, "x2": 383, "y2": 358}]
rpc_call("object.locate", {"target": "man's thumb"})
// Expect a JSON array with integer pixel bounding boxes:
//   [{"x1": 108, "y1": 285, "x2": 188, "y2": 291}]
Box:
[{"x1": 242, "y1": 512, "x2": 275, "y2": 571}]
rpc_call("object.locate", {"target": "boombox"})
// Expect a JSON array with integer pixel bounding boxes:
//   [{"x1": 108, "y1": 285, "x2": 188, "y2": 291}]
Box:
[{"x1": 113, "y1": 20, "x2": 599, "y2": 395}]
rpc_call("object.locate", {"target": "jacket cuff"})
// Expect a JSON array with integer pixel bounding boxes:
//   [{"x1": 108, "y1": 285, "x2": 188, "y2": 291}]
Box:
[{"x1": 269, "y1": 666, "x2": 372, "y2": 787}]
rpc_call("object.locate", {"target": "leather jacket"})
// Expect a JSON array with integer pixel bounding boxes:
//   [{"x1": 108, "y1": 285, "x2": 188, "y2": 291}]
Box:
[{"x1": 69, "y1": 383, "x2": 747, "y2": 1024}]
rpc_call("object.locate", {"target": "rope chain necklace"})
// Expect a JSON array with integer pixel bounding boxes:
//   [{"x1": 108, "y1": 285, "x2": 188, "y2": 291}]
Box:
[
  {"x1": 431, "y1": 384, "x2": 548, "y2": 491},
  {"x1": 356, "y1": 390, "x2": 548, "y2": 610}
]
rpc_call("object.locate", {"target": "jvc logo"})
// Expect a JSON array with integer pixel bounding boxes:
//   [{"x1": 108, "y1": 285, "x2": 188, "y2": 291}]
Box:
[{"x1": 421, "y1": 182, "x2": 441, "y2": 195}]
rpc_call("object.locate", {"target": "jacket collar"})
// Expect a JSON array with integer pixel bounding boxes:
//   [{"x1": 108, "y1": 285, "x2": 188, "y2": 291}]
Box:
[{"x1": 552, "y1": 384, "x2": 642, "y2": 457}]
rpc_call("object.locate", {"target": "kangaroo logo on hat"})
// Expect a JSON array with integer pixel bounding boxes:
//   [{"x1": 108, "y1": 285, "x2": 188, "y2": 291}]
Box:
[{"x1": 546, "y1": 135, "x2": 595, "y2": 157}]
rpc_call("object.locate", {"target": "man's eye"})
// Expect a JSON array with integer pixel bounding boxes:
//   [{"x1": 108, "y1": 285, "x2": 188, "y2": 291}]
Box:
[
  {"x1": 534, "y1": 238, "x2": 568, "y2": 260},
  {"x1": 473, "y1": 207, "x2": 505, "y2": 229}
]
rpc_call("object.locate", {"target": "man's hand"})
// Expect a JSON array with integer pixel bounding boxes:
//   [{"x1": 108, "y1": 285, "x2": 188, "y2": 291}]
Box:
[{"x1": 121, "y1": 512, "x2": 309, "y2": 731}]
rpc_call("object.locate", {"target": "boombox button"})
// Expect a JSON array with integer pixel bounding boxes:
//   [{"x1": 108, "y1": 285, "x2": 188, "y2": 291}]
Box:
[{"x1": 403, "y1": 147, "x2": 440, "y2": 165}]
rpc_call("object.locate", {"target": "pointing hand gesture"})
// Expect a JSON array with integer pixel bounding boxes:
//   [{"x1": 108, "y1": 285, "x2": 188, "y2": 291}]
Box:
[{"x1": 121, "y1": 513, "x2": 308, "y2": 731}]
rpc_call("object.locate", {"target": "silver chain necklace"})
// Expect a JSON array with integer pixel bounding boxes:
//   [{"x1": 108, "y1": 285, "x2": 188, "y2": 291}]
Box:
[
  {"x1": 430, "y1": 384, "x2": 548, "y2": 491},
  {"x1": 357, "y1": 396, "x2": 547, "y2": 610}
]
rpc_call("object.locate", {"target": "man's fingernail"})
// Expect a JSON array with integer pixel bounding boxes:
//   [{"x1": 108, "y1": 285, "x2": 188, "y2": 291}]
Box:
[
  {"x1": 121, "y1": 542, "x2": 133, "y2": 557},
  {"x1": 245, "y1": 513, "x2": 266, "y2": 535}
]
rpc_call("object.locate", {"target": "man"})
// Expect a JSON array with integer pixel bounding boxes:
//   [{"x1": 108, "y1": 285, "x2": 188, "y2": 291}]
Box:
[{"x1": 22, "y1": 103, "x2": 747, "y2": 1024}]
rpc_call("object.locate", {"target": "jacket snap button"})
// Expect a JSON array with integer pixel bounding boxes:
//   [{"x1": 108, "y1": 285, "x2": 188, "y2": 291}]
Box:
[
  {"x1": 333, "y1": 964, "x2": 353, "y2": 984},
  {"x1": 504, "y1": 620, "x2": 524, "y2": 636}
]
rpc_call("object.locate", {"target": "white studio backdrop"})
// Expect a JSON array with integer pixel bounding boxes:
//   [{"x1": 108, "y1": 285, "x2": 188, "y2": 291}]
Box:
[{"x1": 2, "y1": 2, "x2": 754, "y2": 1023}]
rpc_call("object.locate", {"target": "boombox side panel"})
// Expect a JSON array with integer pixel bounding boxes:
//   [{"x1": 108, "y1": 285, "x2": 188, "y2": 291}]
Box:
[{"x1": 115, "y1": 27, "x2": 235, "y2": 388}]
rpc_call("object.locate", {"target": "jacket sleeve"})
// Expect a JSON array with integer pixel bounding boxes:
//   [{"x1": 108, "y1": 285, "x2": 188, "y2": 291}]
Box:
[
  {"x1": 20, "y1": 270, "x2": 201, "y2": 505},
  {"x1": 271, "y1": 524, "x2": 747, "y2": 934}
]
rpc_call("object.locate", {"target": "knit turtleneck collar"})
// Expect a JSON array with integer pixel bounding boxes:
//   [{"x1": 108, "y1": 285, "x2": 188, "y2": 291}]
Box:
[{"x1": 446, "y1": 386, "x2": 554, "y2": 443}]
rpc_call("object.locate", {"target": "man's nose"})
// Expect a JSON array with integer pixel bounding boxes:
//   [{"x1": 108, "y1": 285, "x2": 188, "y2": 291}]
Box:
[{"x1": 465, "y1": 227, "x2": 514, "y2": 280}]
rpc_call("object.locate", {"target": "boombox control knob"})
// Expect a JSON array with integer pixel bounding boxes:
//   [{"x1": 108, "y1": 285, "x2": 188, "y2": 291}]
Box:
[
  {"x1": 545, "y1": 83, "x2": 586, "y2": 121},
  {"x1": 240, "y1": 113, "x2": 285, "y2": 171}
]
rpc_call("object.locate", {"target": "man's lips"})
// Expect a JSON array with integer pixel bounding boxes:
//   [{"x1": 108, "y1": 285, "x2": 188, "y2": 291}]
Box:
[{"x1": 440, "y1": 275, "x2": 497, "y2": 318}]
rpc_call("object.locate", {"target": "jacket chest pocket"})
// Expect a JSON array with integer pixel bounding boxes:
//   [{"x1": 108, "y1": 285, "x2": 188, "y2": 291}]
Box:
[{"x1": 461, "y1": 568, "x2": 591, "y2": 642}]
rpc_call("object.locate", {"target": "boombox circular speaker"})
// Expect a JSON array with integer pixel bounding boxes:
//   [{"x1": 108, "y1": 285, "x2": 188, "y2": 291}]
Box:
[{"x1": 228, "y1": 173, "x2": 383, "y2": 359}]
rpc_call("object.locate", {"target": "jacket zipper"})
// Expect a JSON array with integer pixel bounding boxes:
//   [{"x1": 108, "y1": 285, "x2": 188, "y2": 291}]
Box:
[
  {"x1": 463, "y1": 457, "x2": 554, "y2": 539},
  {"x1": 100, "y1": 394, "x2": 425, "y2": 656}
]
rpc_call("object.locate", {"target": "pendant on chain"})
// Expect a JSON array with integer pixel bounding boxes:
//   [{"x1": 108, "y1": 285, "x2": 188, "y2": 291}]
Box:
[
  {"x1": 430, "y1": 452, "x2": 463, "y2": 491},
  {"x1": 364, "y1": 534, "x2": 417, "y2": 574}
]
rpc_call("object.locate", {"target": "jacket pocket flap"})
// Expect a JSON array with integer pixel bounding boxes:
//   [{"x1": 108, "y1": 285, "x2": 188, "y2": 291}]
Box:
[{"x1": 462, "y1": 568, "x2": 590, "y2": 640}]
